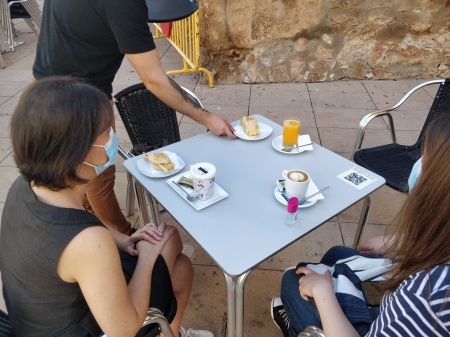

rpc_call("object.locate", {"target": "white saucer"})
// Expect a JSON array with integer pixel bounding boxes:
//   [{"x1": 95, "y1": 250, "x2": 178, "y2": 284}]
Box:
[
  {"x1": 233, "y1": 122, "x2": 273, "y2": 140},
  {"x1": 272, "y1": 135, "x2": 313, "y2": 154},
  {"x1": 167, "y1": 172, "x2": 229, "y2": 210},
  {"x1": 274, "y1": 179, "x2": 324, "y2": 208},
  {"x1": 137, "y1": 151, "x2": 185, "y2": 178}
]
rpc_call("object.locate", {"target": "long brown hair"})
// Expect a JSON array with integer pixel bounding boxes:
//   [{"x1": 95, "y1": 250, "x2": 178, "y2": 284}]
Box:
[{"x1": 383, "y1": 114, "x2": 450, "y2": 292}]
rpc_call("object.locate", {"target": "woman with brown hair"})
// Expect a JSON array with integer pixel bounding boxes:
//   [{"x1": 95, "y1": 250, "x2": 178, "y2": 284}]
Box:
[
  {"x1": 0, "y1": 77, "x2": 213, "y2": 337},
  {"x1": 272, "y1": 114, "x2": 450, "y2": 337}
]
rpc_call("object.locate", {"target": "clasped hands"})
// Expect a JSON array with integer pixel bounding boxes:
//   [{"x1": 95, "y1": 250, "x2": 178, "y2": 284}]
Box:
[{"x1": 122, "y1": 222, "x2": 176, "y2": 257}]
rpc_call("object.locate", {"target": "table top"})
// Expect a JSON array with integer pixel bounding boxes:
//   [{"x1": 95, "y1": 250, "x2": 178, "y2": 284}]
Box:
[
  {"x1": 123, "y1": 115, "x2": 385, "y2": 276},
  {"x1": 145, "y1": 0, "x2": 198, "y2": 23}
]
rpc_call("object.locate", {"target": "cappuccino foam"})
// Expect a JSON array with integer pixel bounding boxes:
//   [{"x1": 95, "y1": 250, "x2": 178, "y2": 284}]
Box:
[{"x1": 288, "y1": 171, "x2": 308, "y2": 182}]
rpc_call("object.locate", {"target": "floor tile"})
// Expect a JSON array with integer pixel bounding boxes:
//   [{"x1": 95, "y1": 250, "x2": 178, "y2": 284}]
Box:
[
  {"x1": 309, "y1": 91, "x2": 376, "y2": 110},
  {"x1": 250, "y1": 106, "x2": 316, "y2": 127},
  {"x1": 250, "y1": 90, "x2": 311, "y2": 108},
  {"x1": 0, "y1": 167, "x2": 20, "y2": 202},
  {"x1": 0, "y1": 81, "x2": 29, "y2": 97},
  {"x1": 308, "y1": 80, "x2": 367, "y2": 93}
]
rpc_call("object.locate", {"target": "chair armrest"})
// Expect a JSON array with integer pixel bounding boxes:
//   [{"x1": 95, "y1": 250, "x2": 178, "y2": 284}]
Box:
[
  {"x1": 100, "y1": 308, "x2": 175, "y2": 337},
  {"x1": 297, "y1": 325, "x2": 325, "y2": 337},
  {"x1": 351, "y1": 79, "x2": 445, "y2": 159},
  {"x1": 118, "y1": 145, "x2": 133, "y2": 160},
  {"x1": 140, "y1": 308, "x2": 175, "y2": 337},
  {"x1": 352, "y1": 107, "x2": 396, "y2": 158}
]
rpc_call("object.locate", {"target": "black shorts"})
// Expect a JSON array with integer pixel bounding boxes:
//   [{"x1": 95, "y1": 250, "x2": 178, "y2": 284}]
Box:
[{"x1": 120, "y1": 253, "x2": 175, "y2": 313}]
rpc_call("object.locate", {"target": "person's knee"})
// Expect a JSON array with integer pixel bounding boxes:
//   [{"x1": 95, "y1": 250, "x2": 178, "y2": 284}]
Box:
[
  {"x1": 175, "y1": 254, "x2": 194, "y2": 283},
  {"x1": 281, "y1": 269, "x2": 300, "y2": 299},
  {"x1": 160, "y1": 226, "x2": 183, "y2": 273},
  {"x1": 321, "y1": 245, "x2": 358, "y2": 266},
  {"x1": 164, "y1": 225, "x2": 183, "y2": 254}
]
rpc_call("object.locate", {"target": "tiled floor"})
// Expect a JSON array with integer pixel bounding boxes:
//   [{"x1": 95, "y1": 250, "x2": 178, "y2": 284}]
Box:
[{"x1": 0, "y1": 15, "x2": 441, "y2": 337}]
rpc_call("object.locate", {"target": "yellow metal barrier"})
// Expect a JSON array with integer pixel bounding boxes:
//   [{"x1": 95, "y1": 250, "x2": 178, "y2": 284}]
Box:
[{"x1": 153, "y1": 10, "x2": 214, "y2": 88}]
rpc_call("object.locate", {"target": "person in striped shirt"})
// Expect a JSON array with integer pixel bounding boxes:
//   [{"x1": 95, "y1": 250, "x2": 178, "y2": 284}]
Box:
[{"x1": 273, "y1": 114, "x2": 450, "y2": 337}]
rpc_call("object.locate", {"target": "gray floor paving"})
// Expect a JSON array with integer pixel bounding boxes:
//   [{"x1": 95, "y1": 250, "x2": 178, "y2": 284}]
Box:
[{"x1": 0, "y1": 16, "x2": 441, "y2": 337}]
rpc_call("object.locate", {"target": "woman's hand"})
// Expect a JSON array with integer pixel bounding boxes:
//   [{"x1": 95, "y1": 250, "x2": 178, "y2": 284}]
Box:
[
  {"x1": 135, "y1": 222, "x2": 176, "y2": 258},
  {"x1": 296, "y1": 267, "x2": 361, "y2": 337},
  {"x1": 296, "y1": 266, "x2": 334, "y2": 301},
  {"x1": 122, "y1": 222, "x2": 175, "y2": 256},
  {"x1": 357, "y1": 235, "x2": 393, "y2": 255}
]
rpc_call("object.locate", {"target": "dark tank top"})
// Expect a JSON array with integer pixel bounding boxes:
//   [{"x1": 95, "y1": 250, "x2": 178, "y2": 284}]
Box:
[{"x1": 0, "y1": 177, "x2": 104, "y2": 336}]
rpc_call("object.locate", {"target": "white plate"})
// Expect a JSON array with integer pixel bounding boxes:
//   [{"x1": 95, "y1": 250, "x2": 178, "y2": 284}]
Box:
[
  {"x1": 137, "y1": 151, "x2": 185, "y2": 178},
  {"x1": 233, "y1": 122, "x2": 273, "y2": 140},
  {"x1": 274, "y1": 178, "x2": 324, "y2": 208},
  {"x1": 272, "y1": 135, "x2": 313, "y2": 154},
  {"x1": 167, "y1": 172, "x2": 229, "y2": 210}
]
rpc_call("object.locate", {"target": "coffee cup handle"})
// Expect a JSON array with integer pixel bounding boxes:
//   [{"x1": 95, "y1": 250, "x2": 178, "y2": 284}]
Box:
[{"x1": 282, "y1": 170, "x2": 289, "y2": 179}]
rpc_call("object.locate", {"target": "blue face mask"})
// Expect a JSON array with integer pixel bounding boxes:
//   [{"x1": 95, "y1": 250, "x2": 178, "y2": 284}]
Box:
[
  {"x1": 408, "y1": 157, "x2": 422, "y2": 193},
  {"x1": 83, "y1": 127, "x2": 118, "y2": 175}
]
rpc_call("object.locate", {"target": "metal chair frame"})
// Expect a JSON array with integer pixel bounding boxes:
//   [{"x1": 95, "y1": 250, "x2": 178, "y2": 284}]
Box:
[
  {"x1": 351, "y1": 78, "x2": 448, "y2": 248},
  {"x1": 0, "y1": 0, "x2": 41, "y2": 68}
]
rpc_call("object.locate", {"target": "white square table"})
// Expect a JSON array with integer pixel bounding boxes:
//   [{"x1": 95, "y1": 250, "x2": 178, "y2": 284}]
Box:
[{"x1": 123, "y1": 115, "x2": 385, "y2": 337}]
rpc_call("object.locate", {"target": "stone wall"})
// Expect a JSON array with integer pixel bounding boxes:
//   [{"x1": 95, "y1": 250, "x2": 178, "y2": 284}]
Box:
[{"x1": 199, "y1": 0, "x2": 450, "y2": 83}]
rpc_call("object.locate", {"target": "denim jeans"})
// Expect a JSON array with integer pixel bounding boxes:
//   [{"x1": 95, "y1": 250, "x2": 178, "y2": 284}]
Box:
[{"x1": 280, "y1": 246, "x2": 360, "y2": 337}]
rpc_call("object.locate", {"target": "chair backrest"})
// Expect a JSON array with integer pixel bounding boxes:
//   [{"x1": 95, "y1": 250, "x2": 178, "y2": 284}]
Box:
[
  {"x1": 415, "y1": 79, "x2": 450, "y2": 148},
  {"x1": 113, "y1": 83, "x2": 181, "y2": 156}
]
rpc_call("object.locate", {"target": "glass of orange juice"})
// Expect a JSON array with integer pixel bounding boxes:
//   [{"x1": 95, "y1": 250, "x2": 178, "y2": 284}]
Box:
[{"x1": 282, "y1": 117, "x2": 301, "y2": 148}]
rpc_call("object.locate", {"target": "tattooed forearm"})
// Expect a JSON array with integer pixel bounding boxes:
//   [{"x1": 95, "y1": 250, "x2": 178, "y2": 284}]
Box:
[{"x1": 168, "y1": 76, "x2": 208, "y2": 113}]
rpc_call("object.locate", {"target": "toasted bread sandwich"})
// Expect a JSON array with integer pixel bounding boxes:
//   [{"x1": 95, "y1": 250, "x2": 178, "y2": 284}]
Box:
[
  {"x1": 143, "y1": 152, "x2": 174, "y2": 172},
  {"x1": 241, "y1": 116, "x2": 260, "y2": 136}
]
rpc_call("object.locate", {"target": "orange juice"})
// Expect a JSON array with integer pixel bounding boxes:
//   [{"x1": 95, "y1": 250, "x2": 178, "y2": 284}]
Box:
[{"x1": 283, "y1": 118, "x2": 301, "y2": 147}]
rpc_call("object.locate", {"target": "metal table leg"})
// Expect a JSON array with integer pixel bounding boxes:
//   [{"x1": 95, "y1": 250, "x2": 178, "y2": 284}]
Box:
[
  {"x1": 223, "y1": 270, "x2": 251, "y2": 337},
  {"x1": 352, "y1": 195, "x2": 371, "y2": 248},
  {"x1": 134, "y1": 182, "x2": 151, "y2": 228}
]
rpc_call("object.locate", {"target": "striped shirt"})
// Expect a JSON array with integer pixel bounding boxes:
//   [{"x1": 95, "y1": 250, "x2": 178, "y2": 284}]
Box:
[{"x1": 368, "y1": 264, "x2": 450, "y2": 337}]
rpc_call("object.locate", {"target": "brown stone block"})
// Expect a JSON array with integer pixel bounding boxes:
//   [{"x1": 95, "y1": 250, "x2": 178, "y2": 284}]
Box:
[
  {"x1": 316, "y1": 45, "x2": 334, "y2": 59},
  {"x1": 269, "y1": 66, "x2": 291, "y2": 83},
  {"x1": 405, "y1": 21, "x2": 433, "y2": 34}
]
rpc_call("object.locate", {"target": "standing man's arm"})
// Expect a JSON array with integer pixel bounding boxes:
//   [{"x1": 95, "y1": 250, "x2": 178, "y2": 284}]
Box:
[{"x1": 127, "y1": 50, "x2": 237, "y2": 139}]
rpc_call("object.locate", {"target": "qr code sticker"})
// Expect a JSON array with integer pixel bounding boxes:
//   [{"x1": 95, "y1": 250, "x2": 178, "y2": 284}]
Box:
[
  {"x1": 344, "y1": 172, "x2": 367, "y2": 186},
  {"x1": 338, "y1": 167, "x2": 376, "y2": 190}
]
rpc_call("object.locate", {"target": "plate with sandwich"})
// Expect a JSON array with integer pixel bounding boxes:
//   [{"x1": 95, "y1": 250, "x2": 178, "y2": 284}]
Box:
[
  {"x1": 137, "y1": 151, "x2": 185, "y2": 178},
  {"x1": 233, "y1": 116, "x2": 273, "y2": 141}
]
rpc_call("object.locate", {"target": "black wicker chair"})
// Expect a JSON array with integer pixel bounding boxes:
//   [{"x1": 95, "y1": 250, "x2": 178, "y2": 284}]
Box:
[
  {"x1": 113, "y1": 82, "x2": 203, "y2": 226},
  {"x1": 8, "y1": 0, "x2": 31, "y2": 19},
  {"x1": 0, "y1": 309, "x2": 13, "y2": 337},
  {"x1": 350, "y1": 78, "x2": 449, "y2": 247},
  {"x1": 0, "y1": 296, "x2": 177, "y2": 337}
]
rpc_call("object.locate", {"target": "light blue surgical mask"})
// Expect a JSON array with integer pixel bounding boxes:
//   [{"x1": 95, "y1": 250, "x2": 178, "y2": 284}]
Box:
[
  {"x1": 408, "y1": 157, "x2": 422, "y2": 193},
  {"x1": 83, "y1": 127, "x2": 118, "y2": 175}
]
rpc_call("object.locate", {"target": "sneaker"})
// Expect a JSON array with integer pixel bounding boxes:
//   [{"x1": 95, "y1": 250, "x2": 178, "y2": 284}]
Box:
[
  {"x1": 271, "y1": 297, "x2": 290, "y2": 337},
  {"x1": 180, "y1": 326, "x2": 214, "y2": 337}
]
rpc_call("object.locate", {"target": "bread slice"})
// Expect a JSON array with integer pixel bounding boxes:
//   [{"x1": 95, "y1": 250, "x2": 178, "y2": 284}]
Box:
[
  {"x1": 241, "y1": 116, "x2": 260, "y2": 136},
  {"x1": 143, "y1": 152, "x2": 174, "y2": 172}
]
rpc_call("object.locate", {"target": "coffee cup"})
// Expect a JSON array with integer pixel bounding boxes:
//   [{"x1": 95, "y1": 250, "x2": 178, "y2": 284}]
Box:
[
  {"x1": 189, "y1": 162, "x2": 216, "y2": 200},
  {"x1": 282, "y1": 169, "x2": 310, "y2": 200}
]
